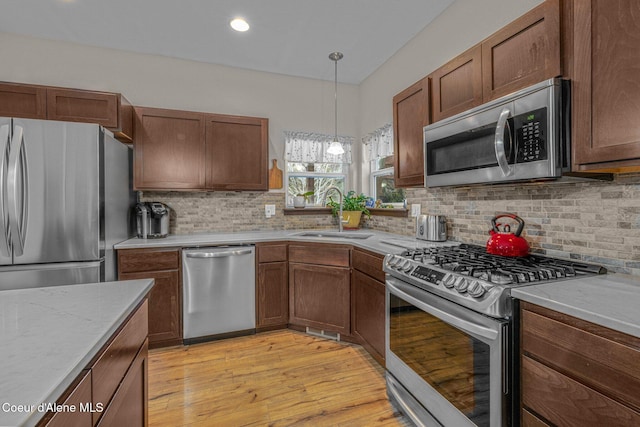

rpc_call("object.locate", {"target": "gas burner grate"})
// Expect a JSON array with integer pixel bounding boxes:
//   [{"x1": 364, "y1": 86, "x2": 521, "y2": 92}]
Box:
[{"x1": 400, "y1": 244, "x2": 604, "y2": 286}]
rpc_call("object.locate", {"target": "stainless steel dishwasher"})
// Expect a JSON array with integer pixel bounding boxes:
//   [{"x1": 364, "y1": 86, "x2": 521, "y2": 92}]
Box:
[{"x1": 182, "y1": 245, "x2": 256, "y2": 342}]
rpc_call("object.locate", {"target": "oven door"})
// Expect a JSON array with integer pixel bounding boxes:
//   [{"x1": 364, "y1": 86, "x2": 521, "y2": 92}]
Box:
[{"x1": 386, "y1": 276, "x2": 509, "y2": 427}]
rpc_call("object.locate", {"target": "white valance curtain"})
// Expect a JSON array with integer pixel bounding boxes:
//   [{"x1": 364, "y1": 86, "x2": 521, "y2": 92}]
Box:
[
  {"x1": 284, "y1": 131, "x2": 353, "y2": 164},
  {"x1": 362, "y1": 123, "x2": 394, "y2": 161}
]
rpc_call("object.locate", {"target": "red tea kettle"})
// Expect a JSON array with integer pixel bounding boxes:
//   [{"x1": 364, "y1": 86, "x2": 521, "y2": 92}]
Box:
[{"x1": 486, "y1": 213, "x2": 530, "y2": 257}]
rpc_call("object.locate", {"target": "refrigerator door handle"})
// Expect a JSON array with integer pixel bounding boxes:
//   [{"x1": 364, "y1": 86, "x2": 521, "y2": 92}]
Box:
[
  {"x1": 7, "y1": 125, "x2": 27, "y2": 257},
  {"x1": 0, "y1": 124, "x2": 10, "y2": 257}
]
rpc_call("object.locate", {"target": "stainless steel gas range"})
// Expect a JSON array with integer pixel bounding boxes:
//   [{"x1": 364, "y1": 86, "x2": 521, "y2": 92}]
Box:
[{"x1": 384, "y1": 243, "x2": 606, "y2": 427}]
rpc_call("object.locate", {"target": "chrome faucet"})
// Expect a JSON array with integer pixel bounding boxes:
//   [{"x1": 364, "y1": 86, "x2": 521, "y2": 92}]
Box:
[{"x1": 323, "y1": 186, "x2": 346, "y2": 233}]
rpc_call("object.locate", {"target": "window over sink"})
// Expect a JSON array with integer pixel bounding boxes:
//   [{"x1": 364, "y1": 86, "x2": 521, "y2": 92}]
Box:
[{"x1": 284, "y1": 131, "x2": 352, "y2": 207}]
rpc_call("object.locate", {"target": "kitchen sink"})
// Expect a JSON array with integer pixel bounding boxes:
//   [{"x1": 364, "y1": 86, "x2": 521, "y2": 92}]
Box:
[{"x1": 292, "y1": 231, "x2": 374, "y2": 239}]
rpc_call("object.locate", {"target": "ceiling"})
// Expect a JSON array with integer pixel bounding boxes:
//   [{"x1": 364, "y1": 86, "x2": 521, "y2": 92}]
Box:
[{"x1": 0, "y1": 0, "x2": 454, "y2": 84}]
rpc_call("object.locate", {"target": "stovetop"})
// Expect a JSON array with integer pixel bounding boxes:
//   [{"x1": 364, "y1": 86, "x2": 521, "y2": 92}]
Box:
[{"x1": 384, "y1": 243, "x2": 606, "y2": 318}]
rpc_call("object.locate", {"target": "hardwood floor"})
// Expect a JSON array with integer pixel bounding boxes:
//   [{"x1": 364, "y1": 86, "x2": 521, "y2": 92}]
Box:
[{"x1": 148, "y1": 330, "x2": 410, "y2": 426}]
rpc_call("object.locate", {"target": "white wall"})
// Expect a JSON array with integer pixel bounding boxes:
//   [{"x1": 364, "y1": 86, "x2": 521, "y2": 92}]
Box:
[
  {"x1": 357, "y1": 0, "x2": 544, "y2": 191},
  {"x1": 0, "y1": 31, "x2": 361, "y2": 190}
]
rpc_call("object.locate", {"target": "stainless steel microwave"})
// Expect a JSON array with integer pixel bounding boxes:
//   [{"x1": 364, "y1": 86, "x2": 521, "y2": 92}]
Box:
[{"x1": 424, "y1": 78, "x2": 570, "y2": 187}]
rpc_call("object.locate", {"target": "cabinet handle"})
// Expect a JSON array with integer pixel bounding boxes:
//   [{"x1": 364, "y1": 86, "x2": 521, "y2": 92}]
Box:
[{"x1": 186, "y1": 249, "x2": 253, "y2": 258}]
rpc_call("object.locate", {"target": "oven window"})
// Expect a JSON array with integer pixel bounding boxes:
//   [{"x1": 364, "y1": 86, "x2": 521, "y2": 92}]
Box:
[{"x1": 389, "y1": 294, "x2": 490, "y2": 425}]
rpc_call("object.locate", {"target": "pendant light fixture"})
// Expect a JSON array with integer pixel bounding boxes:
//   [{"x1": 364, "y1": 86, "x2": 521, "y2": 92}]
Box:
[{"x1": 326, "y1": 52, "x2": 345, "y2": 155}]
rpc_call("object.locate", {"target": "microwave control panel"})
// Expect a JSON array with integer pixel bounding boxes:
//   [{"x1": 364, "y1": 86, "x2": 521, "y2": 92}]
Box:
[{"x1": 515, "y1": 107, "x2": 547, "y2": 163}]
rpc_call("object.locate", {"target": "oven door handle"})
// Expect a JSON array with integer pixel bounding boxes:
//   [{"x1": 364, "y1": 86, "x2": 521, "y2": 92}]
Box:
[{"x1": 387, "y1": 277, "x2": 499, "y2": 341}]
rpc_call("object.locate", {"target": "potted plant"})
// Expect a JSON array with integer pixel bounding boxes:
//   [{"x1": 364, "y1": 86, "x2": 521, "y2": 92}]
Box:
[
  {"x1": 293, "y1": 191, "x2": 314, "y2": 208},
  {"x1": 326, "y1": 190, "x2": 371, "y2": 229}
]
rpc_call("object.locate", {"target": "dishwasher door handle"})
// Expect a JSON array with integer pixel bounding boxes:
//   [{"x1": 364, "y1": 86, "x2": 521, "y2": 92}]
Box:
[{"x1": 185, "y1": 249, "x2": 253, "y2": 258}]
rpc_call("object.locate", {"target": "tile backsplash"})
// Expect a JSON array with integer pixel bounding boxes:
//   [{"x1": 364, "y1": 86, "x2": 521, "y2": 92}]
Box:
[{"x1": 143, "y1": 173, "x2": 640, "y2": 276}]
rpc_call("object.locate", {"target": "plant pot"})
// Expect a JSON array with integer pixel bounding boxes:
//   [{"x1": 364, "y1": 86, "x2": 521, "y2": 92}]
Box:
[
  {"x1": 341, "y1": 211, "x2": 363, "y2": 229},
  {"x1": 293, "y1": 196, "x2": 306, "y2": 208}
]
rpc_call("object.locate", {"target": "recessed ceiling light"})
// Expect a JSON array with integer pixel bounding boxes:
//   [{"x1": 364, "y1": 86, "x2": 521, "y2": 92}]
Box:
[{"x1": 230, "y1": 18, "x2": 250, "y2": 32}]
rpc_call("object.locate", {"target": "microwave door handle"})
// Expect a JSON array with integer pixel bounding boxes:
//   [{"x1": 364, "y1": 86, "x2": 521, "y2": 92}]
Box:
[
  {"x1": 7, "y1": 125, "x2": 27, "y2": 257},
  {"x1": 495, "y1": 108, "x2": 513, "y2": 176},
  {"x1": 0, "y1": 124, "x2": 10, "y2": 257}
]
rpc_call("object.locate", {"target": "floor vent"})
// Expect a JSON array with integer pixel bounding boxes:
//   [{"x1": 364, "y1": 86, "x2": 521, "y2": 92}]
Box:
[{"x1": 305, "y1": 327, "x2": 341, "y2": 341}]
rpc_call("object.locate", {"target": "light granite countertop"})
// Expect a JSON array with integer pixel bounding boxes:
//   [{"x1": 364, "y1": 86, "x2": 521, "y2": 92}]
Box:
[
  {"x1": 114, "y1": 228, "x2": 456, "y2": 255},
  {"x1": 0, "y1": 279, "x2": 154, "y2": 427}
]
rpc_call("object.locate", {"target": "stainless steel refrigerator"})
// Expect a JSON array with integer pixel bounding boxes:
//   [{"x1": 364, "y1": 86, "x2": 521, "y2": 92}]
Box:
[{"x1": 0, "y1": 118, "x2": 134, "y2": 290}]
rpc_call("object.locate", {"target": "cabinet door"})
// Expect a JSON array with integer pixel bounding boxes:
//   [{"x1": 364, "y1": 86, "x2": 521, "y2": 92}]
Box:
[
  {"x1": 430, "y1": 44, "x2": 483, "y2": 122},
  {"x1": 0, "y1": 82, "x2": 47, "y2": 119},
  {"x1": 393, "y1": 76, "x2": 430, "y2": 187},
  {"x1": 205, "y1": 114, "x2": 268, "y2": 190},
  {"x1": 45, "y1": 371, "x2": 93, "y2": 427},
  {"x1": 572, "y1": 0, "x2": 640, "y2": 169},
  {"x1": 133, "y1": 107, "x2": 206, "y2": 190},
  {"x1": 352, "y1": 270, "x2": 385, "y2": 366},
  {"x1": 481, "y1": 0, "x2": 561, "y2": 102},
  {"x1": 289, "y1": 263, "x2": 350, "y2": 335},
  {"x1": 97, "y1": 340, "x2": 148, "y2": 427},
  {"x1": 119, "y1": 270, "x2": 181, "y2": 347},
  {"x1": 47, "y1": 88, "x2": 120, "y2": 128},
  {"x1": 257, "y1": 262, "x2": 288, "y2": 329}
]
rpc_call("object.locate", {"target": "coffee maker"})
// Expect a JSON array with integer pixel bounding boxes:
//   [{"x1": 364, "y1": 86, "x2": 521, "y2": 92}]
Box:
[{"x1": 135, "y1": 202, "x2": 170, "y2": 238}]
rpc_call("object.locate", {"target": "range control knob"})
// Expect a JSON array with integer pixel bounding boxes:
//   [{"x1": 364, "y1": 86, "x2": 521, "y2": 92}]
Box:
[
  {"x1": 454, "y1": 277, "x2": 469, "y2": 292},
  {"x1": 401, "y1": 260, "x2": 413, "y2": 272},
  {"x1": 387, "y1": 255, "x2": 401, "y2": 267},
  {"x1": 467, "y1": 281, "x2": 485, "y2": 298},
  {"x1": 442, "y1": 274, "x2": 456, "y2": 288}
]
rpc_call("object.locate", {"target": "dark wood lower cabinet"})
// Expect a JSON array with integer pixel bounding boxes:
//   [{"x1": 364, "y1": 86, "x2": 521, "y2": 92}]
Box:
[
  {"x1": 351, "y1": 270, "x2": 385, "y2": 366},
  {"x1": 257, "y1": 261, "x2": 288, "y2": 329},
  {"x1": 289, "y1": 263, "x2": 351, "y2": 336},
  {"x1": 118, "y1": 270, "x2": 181, "y2": 347},
  {"x1": 117, "y1": 248, "x2": 182, "y2": 348},
  {"x1": 520, "y1": 301, "x2": 640, "y2": 426},
  {"x1": 97, "y1": 340, "x2": 148, "y2": 427}
]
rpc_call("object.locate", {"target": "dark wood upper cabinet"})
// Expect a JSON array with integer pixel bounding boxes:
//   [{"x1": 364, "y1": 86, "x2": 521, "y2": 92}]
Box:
[
  {"x1": 0, "y1": 82, "x2": 47, "y2": 119},
  {"x1": 430, "y1": 44, "x2": 483, "y2": 122},
  {"x1": 133, "y1": 107, "x2": 206, "y2": 190},
  {"x1": 133, "y1": 107, "x2": 268, "y2": 191},
  {"x1": 481, "y1": 0, "x2": 561, "y2": 102},
  {"x1": 205, "y1": 114, "x2": 268, "y2": 191},
  {"x1": 571, "y1": 0, "x2": 640, "y2": 172},
  {"x1": 0, "y1": 82, "x2": 133, "y2": 142},
  {"x1": 393, "y1": 76, "x2": 430, "y2": 188}
]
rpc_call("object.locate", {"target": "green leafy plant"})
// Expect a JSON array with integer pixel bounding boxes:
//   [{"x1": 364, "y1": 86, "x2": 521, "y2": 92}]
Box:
[{"x1": 326, "y1": 191, "x2": 371, "y2": 218}]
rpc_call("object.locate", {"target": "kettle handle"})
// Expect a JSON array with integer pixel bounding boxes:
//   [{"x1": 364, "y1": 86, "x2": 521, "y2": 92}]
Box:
[{"x1": 491, "y1": 213, "x2": 525, "y2": 236}]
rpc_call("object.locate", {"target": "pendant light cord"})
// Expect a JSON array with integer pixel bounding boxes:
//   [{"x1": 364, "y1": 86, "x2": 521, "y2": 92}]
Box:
[{"x1": 334, "y1": 55, "x2": 338, "y2": 141}]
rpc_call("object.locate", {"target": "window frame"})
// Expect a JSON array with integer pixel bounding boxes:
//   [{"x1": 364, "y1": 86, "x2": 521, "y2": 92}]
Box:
[
  {"x1": 285, "y1": 161, "x2": 349, "y2": 207},
  {"x1": 370, "y1": 158, "x2": 405, "y2": 208}
]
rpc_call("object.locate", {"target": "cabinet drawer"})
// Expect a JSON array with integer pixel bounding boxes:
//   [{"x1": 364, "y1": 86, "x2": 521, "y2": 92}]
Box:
[
  {"x1": 522, "y1": 408, "x2": 550, "y2": 427},
  {"x1": 352, "y1": 249, "x2": 385, "y2": 282},
  {"x1": 118, "y1": 249, "x2": 180, "y2": 274},
  {"x1": 257, "y1": 244, "x2": 287, "y2": 263},
  {"x1": 289, "y1": 244, "x2": 350, "y2": 267},
  {"x1": 92, "y1": 300, "x2": 148, "y2": 424},
  {"x1": 521, "y1": 305, "x2": 640, "y2": 410},
  {"x1": 522, "y1": 356, "x2": 640, "y2": 426}
]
